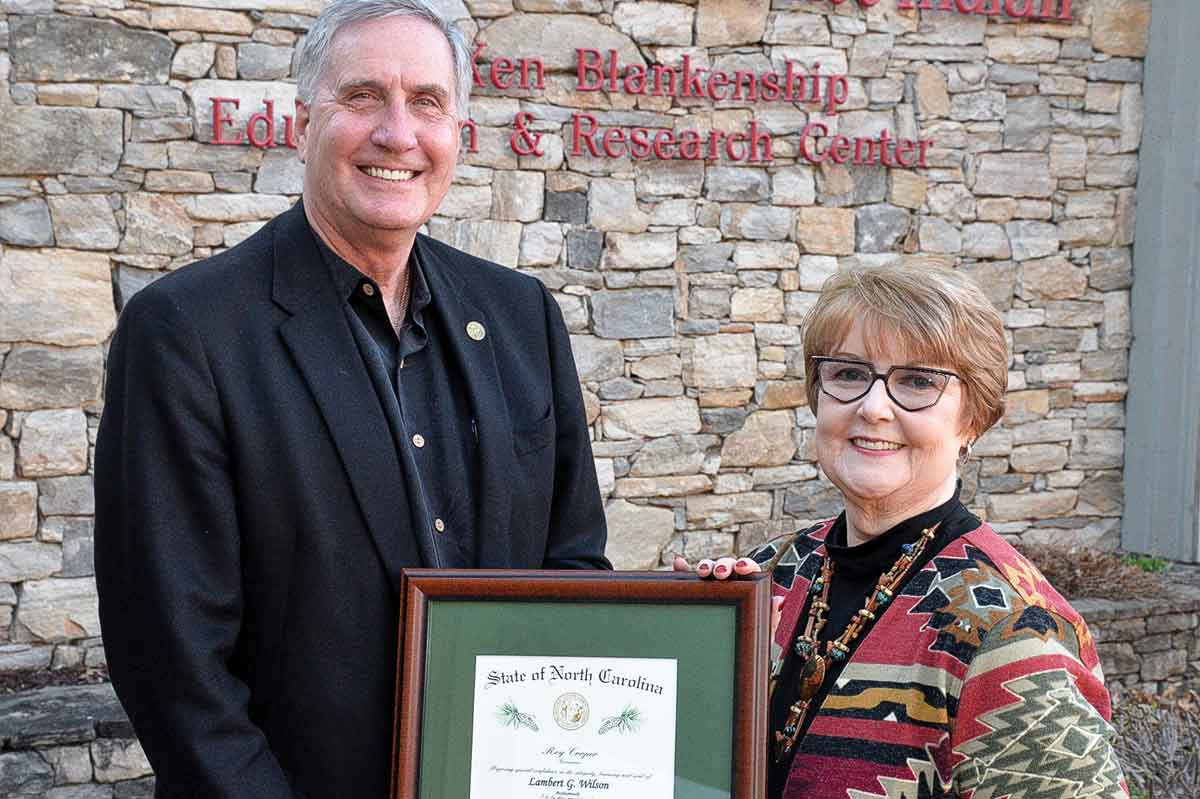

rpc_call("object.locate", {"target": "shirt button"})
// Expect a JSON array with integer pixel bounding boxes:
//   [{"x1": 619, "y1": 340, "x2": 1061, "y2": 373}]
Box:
[
  {"x1": 434, "y1": 518, "x2": 445, "y2": 533},
  {"x1": 361, "y1": 283, "x2": 375, "y2": 297},
  {"x1": 412, "y1": 433, "x2": 426, "y2": 448}
]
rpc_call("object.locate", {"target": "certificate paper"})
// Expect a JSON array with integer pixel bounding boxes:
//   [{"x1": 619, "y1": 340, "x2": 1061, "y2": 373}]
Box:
[{"x1": 468, "y1": 655, "x2": 678, "y2": 799}]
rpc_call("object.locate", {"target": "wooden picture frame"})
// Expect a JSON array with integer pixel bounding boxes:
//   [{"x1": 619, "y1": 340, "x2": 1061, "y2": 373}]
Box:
[{"x1": 391, "y1": 569, "x2": 769, "y2": 799}]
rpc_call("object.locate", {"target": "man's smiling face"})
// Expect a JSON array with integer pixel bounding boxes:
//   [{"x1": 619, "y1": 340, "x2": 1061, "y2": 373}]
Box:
[{"x1": 295, "y1": 15, "x2": 461, "y2": 249}]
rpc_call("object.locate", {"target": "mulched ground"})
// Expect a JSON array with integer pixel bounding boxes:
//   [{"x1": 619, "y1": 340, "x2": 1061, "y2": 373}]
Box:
[
  {"x1": 0, "y1": 666, "x2": 109, "y2": 695},
  {"x1": 1112, "y1": 687, "x2": 1200, "y2": 797},
  {"x1": 1013, "y1": 543, "x2": 1169, "y2": 599}
]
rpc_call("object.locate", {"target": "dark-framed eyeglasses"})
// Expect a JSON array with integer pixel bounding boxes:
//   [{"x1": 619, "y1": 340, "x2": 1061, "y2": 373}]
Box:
[{"x1": 811, "y1": 356, "x2": 959, "y2": 412}]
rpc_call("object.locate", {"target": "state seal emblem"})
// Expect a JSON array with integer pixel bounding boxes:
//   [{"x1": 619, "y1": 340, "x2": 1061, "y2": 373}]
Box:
[{"x1": 552, "y1": 692, "x2": 589, "y2": 730}]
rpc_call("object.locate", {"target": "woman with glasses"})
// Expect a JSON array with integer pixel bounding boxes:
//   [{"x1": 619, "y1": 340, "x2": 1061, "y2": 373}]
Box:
[{"x1": 693, "y1": 265, "x2": 1127, "y2": 798}]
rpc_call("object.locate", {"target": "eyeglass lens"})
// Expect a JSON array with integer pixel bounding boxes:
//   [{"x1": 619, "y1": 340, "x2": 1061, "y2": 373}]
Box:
[{"x1": 816, "y1": 360, "x2": 950, "y2": 411}]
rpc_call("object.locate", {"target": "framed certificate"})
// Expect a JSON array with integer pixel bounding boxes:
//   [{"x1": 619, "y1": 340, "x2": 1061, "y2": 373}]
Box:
[{"x1": 391, "y1": 570, "x2": 769, "y2": 799}]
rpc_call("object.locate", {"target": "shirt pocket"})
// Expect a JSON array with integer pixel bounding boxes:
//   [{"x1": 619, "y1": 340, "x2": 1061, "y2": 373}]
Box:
[{"x1": 512, "y1": 411, "x2": 554, "y2": 456}]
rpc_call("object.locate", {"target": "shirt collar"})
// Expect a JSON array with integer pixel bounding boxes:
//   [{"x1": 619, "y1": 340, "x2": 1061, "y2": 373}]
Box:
[{"x1": 310, "y1": 224, "x2": 434, "y2": 321}]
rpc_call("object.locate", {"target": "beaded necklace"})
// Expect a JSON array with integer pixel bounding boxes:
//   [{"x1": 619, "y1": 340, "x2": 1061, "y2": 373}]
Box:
[{"x1": 772, "y1": 524, "x2": 939, "y2": 762}]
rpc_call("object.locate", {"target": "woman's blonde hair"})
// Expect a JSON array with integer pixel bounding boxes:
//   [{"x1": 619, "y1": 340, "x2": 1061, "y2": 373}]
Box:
[{"x1": 803, "y1": 264, "x2": 1009, "y2": 440}]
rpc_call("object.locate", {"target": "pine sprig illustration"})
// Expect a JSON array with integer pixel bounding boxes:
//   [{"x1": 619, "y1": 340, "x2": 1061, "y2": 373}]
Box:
[
  {"x1": 496, "y1": 701, "x2": 539, "y2": 732},
  {"x1": 597, "y1": 705, "x2": 642, "y2": 735}
]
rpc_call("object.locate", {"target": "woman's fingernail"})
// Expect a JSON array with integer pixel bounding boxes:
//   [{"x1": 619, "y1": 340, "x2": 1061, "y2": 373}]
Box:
[
  {"x1": 736, "y1": 558, "x2": 752, "y2": 568},
  {"x1": 715, "y1": 565, "x2": 729, "y2": 576}
]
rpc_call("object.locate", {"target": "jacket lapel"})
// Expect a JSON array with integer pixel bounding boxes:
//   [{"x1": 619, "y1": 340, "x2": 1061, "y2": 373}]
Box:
[
  {"x1": 271, "y1": 204, "x2": 419, "y2": 592},
  {"x1": 415, "y1": 236, "x2": 515, "y2": 566}
]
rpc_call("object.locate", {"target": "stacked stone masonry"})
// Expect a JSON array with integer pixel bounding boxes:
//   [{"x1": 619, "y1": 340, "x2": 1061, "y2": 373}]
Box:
[
  {"x1": 0, "y1": 0, "x2": 1150, "y2": 665},
  {"x1": 0, "y1": 685, "x2": 153, "y2": 797},
  {"x1": 2, "y1": 589, "x2": 1196, "y2": 797},
  {"x1": 1076, "y1": 590, "x2": 1200, "y2": 696}
]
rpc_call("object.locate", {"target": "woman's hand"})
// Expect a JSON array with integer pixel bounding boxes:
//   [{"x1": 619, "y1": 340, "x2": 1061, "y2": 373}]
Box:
[
  {"x1": 673, "y1": 555, "x2": 761, "y2": 579},
  {"x1": 673, "y1": 555, "x2": 784, "y2": 638}
]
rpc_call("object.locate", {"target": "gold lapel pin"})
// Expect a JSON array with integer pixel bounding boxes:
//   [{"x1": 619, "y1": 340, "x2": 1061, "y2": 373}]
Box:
[{"x1": 466, "y1": 321, "x2": 486, "y2": 341}]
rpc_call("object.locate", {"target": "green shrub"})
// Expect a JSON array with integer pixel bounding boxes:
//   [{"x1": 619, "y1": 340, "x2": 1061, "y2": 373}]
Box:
[{"x1": 1120, "y1": 553, "x2": 1171, "y2": 574}]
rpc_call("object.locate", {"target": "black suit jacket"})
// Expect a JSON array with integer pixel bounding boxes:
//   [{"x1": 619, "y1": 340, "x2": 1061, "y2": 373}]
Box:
[{"x1": 94, "y1": 203, "x2": 609, "y2": 799}]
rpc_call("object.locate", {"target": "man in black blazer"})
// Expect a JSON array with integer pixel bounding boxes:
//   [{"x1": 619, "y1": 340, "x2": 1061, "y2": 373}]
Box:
[{"x1": 94, "y1": 2, "x2": 609, "y2": 796}]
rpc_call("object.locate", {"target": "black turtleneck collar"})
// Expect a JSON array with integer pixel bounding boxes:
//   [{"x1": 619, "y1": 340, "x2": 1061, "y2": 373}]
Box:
[{"x1": 825, "y1": 484, "x2": 965, "y2": 580}]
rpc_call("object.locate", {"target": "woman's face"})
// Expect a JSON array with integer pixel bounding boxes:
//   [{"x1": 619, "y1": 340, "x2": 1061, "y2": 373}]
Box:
[{"x1": 813, "y1": 319, "x2": 970, "y2": 517}]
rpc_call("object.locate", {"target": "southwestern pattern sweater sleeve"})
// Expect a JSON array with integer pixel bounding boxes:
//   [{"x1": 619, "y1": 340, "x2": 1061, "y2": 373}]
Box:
[{"x1": 756, "y1": 523, "x2": 1128, "y2": 799}]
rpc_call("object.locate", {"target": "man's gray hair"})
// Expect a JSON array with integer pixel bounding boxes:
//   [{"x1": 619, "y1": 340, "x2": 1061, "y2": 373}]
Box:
[{"x1": 296, "y1": 0, "x2": 472, "y2": 118}]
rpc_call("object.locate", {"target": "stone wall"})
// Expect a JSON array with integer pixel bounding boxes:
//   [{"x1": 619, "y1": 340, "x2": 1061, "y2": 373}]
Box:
[
  {"x1": 0, "y1": 0, "x2": 1151, "y2": 666},
  {"x1": 1079, "y1": 589, "x2": 1200, "y2": 696},
  {"x1": 0, "y1": 685, "x2": 153, "y2": 797},
  {"x1": 1, "y1": 585, "x2": 1194, "y2": 798}
]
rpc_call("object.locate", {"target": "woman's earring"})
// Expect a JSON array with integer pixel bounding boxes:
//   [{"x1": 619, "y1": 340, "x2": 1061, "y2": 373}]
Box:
[{"x1": 957, "y1": 440, "x2": 975, "y2": 467}]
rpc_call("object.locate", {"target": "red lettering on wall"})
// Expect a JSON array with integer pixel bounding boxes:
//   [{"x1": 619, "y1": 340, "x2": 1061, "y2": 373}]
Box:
[
  {"x1": 566, "y1": 113, "x2": 772, "y2": 163},
  {"x1": 897, "y1": 0, "x2": 1070, "y2": 16},
  {"x1": 724, "y1": 132, "x2": 745, "y2": 161},
  {"x1": 629, "y1": 127, "x2": 652, "y2": 160},
  {"x1": 571, "y1": 113, "x2": 601, "y2": 156},
  {"x1": 211, "y1": 97, "x2": 242, "y2": 145},
  {"x1": 491, "y1": 57, "x2": 515, "y2": 89},
  {"x1": 897, "y1": 0, "x2": 955, "y2": 11},
  {"x1": 652, "y1": 129, "x2": 674, "y2": 160},
  {"x1": 473, "y1": 43, "x2": 545, "y2": 90},
  {"x1": 681, "y1": 54, "x2": 704, "y2": 98},
  {"x1": 799, "y1": 121, "x2": 931, "y2": 168},
  {"x1": 761, "y1": 72, "x2": 782, "y2": 102},
  {"x1": 520, "y1": 58, "x2": 544, "y2": 90},
  {"x1": 602, "y1": 127, "x2": 626, "y2": 158},
  {"x1": 799, "y1": 121, "x2": 826, "y2": 163},
  {"x1": 625, "y1": 65, "x2": 647, "y2": 95},
  {"x1": 576, "y1": 49, "x2": 603, "y2": 92},
  {"x1": 198, "y1": 39, "x2": 958, "y2": 170},
  {"x1": 605, "y1": 49, "x2": 620, "y2": 92},
  {"x1": 746, "y1": 121, "x2": 773, "y2": 163},
  {"x1": 706, "y1": 71, "x2": 728, "y2": 101},
  {"x1": 246, "y1": 100, "x2": 275, "y2": 148},
  {"x1": 471, "y1": 42, "x2": 487, "y2": 87},
  {"x1": 731, "y1": 71, "x2": 758, "y2": 102},
  {"x1": 956, "y1": 0, "x2": 998, "y2": 13},
  {"x1": 798, "y1": 0, "x2": 880, "y2": 6},
  {"x1": 784, "y1": 61, "x2": 810, "y2": 103},
  {"x1": 826, "y1": 74, "x2": 849, "y2": 114},
  {"x1": 284, "y1": 114, "x2": 297, "y2": 149},
  {"x1": 682, "y1": 131, "x2": 705, "y2": 160},
  {"x1": 461, "y1": 119, "x2": 478, "y2": 153},
  {"x1": 706, "y1": 129, "x2": 725, "y2": 160},
  {"x1": 649, "y1": 64, "x2": 676, "y2": 96}
]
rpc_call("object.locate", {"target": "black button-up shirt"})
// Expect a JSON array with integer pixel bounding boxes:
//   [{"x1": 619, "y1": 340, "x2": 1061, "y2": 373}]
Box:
[{"x1": 314, "y1": 233, "x2": 480, "y2": 568}]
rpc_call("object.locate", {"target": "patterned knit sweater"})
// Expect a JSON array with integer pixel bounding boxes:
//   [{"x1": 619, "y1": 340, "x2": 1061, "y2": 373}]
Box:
[{"x1": 757, "y1": 519, "x2": 1129, "y2": 799}]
